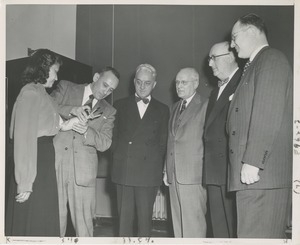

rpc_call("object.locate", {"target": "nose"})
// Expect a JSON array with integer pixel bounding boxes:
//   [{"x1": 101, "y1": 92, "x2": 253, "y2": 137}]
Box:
[
  {"x1": 208, "y1": 59, "x2": 213, "y2": 67},
  {"x1": 177, "y1": 82, "x2": 183, "y2": 89},
  {"x1": 140, "y1": 82, "x2": 145, "y2": 90}
]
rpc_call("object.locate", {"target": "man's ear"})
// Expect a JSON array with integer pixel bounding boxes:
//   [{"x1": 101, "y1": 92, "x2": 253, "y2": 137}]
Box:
[
  {"x1": 153, "y1": 81, "x2": 157, "y2": 89},
  {"x1": 93, "y1": 73, "x2": 100, "y2": 83}
]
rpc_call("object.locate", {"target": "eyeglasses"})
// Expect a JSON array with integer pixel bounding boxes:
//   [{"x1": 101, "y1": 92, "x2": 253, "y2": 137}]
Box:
[
  {"x1": 208, "y1": 53, "x2": 230, "y2": 63},
  {"x1": 134, "y1": 78, "x2": 154, "y2": 87},
  {"x1": 175, "y1": 80, "x2": 197, "y2": 86},
  {"x1": 231, "y1": 26, "x2": 250, "y2": 42}
]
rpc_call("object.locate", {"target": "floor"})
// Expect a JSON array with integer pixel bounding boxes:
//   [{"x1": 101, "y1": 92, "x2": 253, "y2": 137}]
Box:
[
  {"x1": 65, "y1": 216, "x2": 172, "y2": 237},
  {"x1": 65, "y1": 214, "x2": 292, "y2": 239},
  {"x1": 94, "y1": 217, "x2": 171, "y2": 237}
]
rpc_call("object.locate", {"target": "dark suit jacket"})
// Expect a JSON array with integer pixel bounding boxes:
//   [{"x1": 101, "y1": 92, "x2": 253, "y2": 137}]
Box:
[
  {"x1": 111, "y1": 95, "x2": 169, "y2": 187},
  {"x1": 203, "y1": 69, "x2": 241, "y2": 186},
  {"x1": 227, "y1": 47, "x2": 293, "y2": 191},
  {"x1": 51, "y1": 80, "x2": 116, "y2": 187},
  {"x1": 165, "y1": 92, "x2": 208, "y2": 184}
]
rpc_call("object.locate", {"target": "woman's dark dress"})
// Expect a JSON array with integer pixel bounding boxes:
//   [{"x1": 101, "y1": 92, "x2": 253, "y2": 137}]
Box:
[{"x1": 5, "y1": 83, "x2": 61, "y2": 236}]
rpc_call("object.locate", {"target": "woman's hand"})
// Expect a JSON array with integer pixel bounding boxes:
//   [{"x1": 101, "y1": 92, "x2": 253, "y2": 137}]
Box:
[
  {"x1": 60, "y1": 117, "x2": 79, "y2": 131},
  {"x1": 15, "y1": 191, "x2": 31, "y2": 203}
]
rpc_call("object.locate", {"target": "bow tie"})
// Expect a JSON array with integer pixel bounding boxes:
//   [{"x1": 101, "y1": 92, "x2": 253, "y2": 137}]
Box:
[
  {"x1": 218, "y1": 78, "x2": 229, "y2": 87},
  {"x1": 135, "y1": 96, "x2": 149, "y2": 104}
]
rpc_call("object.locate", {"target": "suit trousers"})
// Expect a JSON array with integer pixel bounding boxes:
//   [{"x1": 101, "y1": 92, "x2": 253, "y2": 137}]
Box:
[
  {"x1": 236, "y1": 188, "x2": 291, "y2": 238},
  {"x1": 207, "y1": 185, "x2": 236, "y2": 238},
  {"x1": 56, "y1": 147, "x2": 96, "y2": 237},
  {"x1": 169, "y1": 174, "x2": 207, "y2": 237},
  {"x1": 116, "y1": 184, "x2": 159, "y2": 237}
]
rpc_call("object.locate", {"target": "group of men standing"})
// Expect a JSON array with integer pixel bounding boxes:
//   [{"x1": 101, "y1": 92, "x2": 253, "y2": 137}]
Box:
[{"x1": 51, "y1": 13, "x2": 292, "y2": 239}]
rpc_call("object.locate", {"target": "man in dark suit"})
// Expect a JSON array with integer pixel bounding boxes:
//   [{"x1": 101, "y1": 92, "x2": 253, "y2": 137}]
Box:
[
  {"x1": 204, "y1": 41, "x2": 241, "y2": 238},
  {"x1": 111, "y1": 64, "x2": 169, "y2": 237},
  {"x1": 163, "y1": 67, "x2": 208, "y2": 237},
  {"x1": 228, "y1": 13, "x2": 292, "y2": 238},
  {"x1": 51, "y1": 67, "x2": 120, "y2": 237}
]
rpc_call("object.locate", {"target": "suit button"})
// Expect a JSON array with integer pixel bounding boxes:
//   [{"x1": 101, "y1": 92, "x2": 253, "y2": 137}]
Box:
[
  {"x1": 230, "y1": 149, "x2": 234, "y2": 154},
  {"x1": 129, "y1": 142, "x2": 132, "y2": 144},
  {"x1": 65, "y1": 147, "x2": 68, "y2": 150},
  {"x1": 235, "y1": 108, "x2": 239, "y2": 112},
  {"x1": 73, "y1": 136, "x2": 76, "y2": 139},
  {"x1": 232, "y1": 131, "x2": 236, "y2": 135}
]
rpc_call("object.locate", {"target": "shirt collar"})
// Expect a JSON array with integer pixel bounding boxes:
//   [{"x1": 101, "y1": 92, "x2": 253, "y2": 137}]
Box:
[{"x1": 183, "y1": 92, "x2": 196, "y2": 107}]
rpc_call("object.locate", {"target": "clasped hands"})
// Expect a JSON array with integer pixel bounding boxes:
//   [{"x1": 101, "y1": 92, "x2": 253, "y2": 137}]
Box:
[
  {"x1": 241, "y1": 163, "x2": 260, "y2": 185},
  {"x1": 69, "y1": 105, "x2": 91, "y2": 134},
  {"x1": 61, "y1": 105, "x2": 100, "y2": 134}
]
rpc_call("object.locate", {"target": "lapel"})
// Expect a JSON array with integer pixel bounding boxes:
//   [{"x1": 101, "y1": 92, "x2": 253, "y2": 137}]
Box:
[
  {"x1": 126, "y1": 96, "x2": 144, "y2": 138},
  {"x1": 91, "y1": 98, "x2": 108, "y2": 117},
  {"x1": 228, "y1": 46, "x2": 268, "y2": 117},
  {"x1": 206, "y1": 69, "x2": 241, "y2": 128},
  {"x1": 205, "y1": 88, "x2": 218, "y2": 125},
  {"x1": 174, "y1": 93, "x2": 202, "y2": 133},
  {"x1": 132, "y1": 97, "x2": 159, "y2": 138},
  {"x1": 142, "y1": 98, "x2": 157, "y2": 122},
  {"x1": 170, "y1": 101, "x2": 181, "y2": 136}
]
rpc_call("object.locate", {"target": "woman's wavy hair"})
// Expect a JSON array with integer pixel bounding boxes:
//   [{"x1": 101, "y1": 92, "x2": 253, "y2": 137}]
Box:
[{"x1": 22, "y1": 49, "x2": 62, "y2": 85}]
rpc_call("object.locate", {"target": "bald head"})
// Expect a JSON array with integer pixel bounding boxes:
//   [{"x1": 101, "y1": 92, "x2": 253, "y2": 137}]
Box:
[
  {"x1": 208, "y1": 41, "x2": 238, "y2": 81},
  {"x1": 175, "y1": 67, "x2": 199, "y2": 99}
]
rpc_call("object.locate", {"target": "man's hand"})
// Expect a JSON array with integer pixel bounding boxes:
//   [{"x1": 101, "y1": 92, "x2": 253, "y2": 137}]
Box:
[
  {"x1": 16, "y1": 191, "x2": 31, "y2": 203},
  {"x1": 241, "y1": 163, "x2": 260, "y2": 185},
  {"x1": 70, "y1": 106, "x2": 90, "y2": 122},
  {"x1": 72, "y1": 120, "x2": 88, "y2": 135},
  {"x1": 163, "y1": 172, "x2": 169, "y2": 186}
]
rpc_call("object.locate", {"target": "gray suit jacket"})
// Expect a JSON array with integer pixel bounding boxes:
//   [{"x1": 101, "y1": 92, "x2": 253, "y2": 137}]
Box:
[
  {"x1": 226, "y1": 47, "x2": 293, "y2": 191},
  {"x1": 165, "y1": 92, "x2": 208, "y2": 184},
  {"x1": 51, "y1": 80, "x2": 116, "y2": 187}
]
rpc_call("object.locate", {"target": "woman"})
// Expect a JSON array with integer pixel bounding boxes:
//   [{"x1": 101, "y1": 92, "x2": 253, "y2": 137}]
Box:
[{"x1": 6, "y1": 49, "x2": 78, "y2": 236}]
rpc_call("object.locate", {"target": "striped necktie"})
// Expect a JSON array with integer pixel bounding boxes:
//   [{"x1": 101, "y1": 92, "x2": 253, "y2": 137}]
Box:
[
  {"x1": 242, "y1": 60, "x2": 251, "y2": 76},
  {"x1": 84, "y1": 94, "x2": 94, "y2": 109},
  {"x1": 180, "y1": 100, "x2": 187, "y2": 114}
]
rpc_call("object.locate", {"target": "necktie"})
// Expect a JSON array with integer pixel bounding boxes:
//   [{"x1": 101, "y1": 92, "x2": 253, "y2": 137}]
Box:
[
  {"x1": 218, "y1": 77, "x2": 229, "y2": 87},
  {"x1": 84, "y1": 94, "x2": 94, "y2": 109},
  {"x1": 242, "y1": 60, "x2": 251, "y2": 76},
  {"x1": 135, "y1": 96, "x2": 149, "y2": 104},
  {"x1": 180, "y1": 100, "x2": 187, "y2": 114}
]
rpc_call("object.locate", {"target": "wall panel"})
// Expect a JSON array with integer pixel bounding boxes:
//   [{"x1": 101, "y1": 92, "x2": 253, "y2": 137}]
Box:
[{"x1": 76, "y1": 5, "x2": 293, "y2": 107}]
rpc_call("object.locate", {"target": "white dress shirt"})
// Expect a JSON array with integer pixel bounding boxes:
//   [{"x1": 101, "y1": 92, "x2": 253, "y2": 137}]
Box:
[
  {"x1": 136, "y1": 93, "x2": 151, "y2": 119},
  {"x1": 217, "y1": 67, "x2": 239, "y2": 100},
  {"x1": 82, "y1": 84, "x2": 97, "y2": 107}
]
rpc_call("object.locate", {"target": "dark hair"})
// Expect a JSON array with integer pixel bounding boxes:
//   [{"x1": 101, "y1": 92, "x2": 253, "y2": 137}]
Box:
[
  {"x1": 238, "y1": 13, "x2": 268, "y2": 37},
  {"x1": 22, "y1": 49, "x2": 62, "y2": 85},
  {"x1": 100, "y1": 66, "x2": 120, "y2": 80}
]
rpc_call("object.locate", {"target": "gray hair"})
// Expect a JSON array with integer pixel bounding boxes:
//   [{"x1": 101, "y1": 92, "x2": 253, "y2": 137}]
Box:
[{"x1": 135, "y1": 63, "x2": 157, "y2": 80}]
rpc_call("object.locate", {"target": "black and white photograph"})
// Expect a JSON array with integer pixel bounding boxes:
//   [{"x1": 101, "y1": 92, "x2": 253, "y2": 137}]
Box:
[{"x1": 1, "y1": 0, "x2": 299, "y2": 244}]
